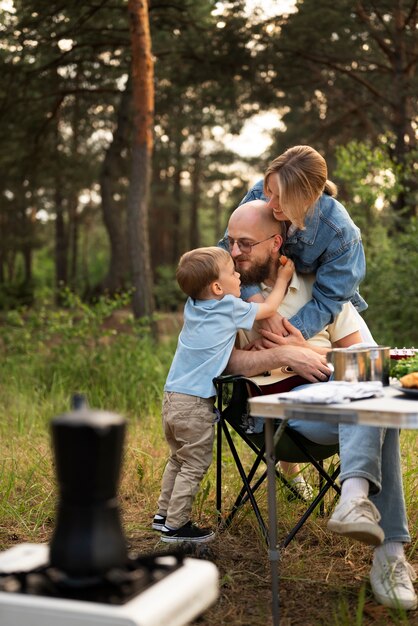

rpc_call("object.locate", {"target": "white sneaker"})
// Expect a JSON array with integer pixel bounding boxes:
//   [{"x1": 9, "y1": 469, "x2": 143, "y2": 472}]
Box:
[
  {"x1": 370, "y1": 556, "x2": 417, "y2": 610},
  {"x1": 327, "y1": 496, "x2": 384, "y2": 545},
  {"x1": 289, "y1": 476, "x2": 314, "y2": 500}
]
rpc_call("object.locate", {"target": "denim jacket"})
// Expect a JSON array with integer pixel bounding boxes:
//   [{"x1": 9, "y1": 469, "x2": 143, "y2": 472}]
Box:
[{"x1": 236, "y1": 180, "x2": 367, "y2": 340}]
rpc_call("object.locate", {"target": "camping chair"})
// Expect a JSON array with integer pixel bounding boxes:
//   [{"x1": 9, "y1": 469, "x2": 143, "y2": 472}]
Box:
[{"x1": 214, "y1": 372, "x2": 341, "y2": 548}]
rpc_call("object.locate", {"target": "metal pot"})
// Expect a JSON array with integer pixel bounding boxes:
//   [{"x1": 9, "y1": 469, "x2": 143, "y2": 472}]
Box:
[{"x1": 326, "y1": 346, "x2": 391, "y2": 386}]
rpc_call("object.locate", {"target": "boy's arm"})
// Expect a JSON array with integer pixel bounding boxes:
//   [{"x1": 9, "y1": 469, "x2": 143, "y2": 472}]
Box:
[{"x1": 254, "y1": 259, "x2": 295, "y2": 320}]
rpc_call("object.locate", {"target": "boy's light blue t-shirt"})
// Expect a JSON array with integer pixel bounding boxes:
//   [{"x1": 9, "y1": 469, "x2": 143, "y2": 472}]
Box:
[{"x1": 164, "y1": 294, "x2": 259, "y2": 398}]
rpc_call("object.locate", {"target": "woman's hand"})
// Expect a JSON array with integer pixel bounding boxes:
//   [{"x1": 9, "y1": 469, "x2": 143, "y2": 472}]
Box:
[
  {"x1": 260, "y1": 318, "x2": 306, "y2": 348},
  {"x1": 256, "y1": 312, "x2": 289, "y2": 337}
]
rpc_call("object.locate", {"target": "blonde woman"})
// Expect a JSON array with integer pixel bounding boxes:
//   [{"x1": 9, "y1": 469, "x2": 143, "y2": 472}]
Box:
[{"x1": 238, "y1": 145, "x2": 367, "y2": 341}]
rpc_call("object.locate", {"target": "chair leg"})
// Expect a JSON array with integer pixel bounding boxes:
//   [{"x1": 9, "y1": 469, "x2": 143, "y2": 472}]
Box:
[
  {"x1": 216, "y1": 386, "x2": 224, "y2": 526},
  {"x1": 216, "y1": 419, "x2": 223, "y2": 525},
  {"x1": 221, "y1": 420, "x2": 269, "y2": 544},
  {"x1": 318, "y1": 460, "x2": 325, "y2": 516},
  {"x1": 226, "y1": 462, "x2": 310, "y2": 529},
  {"x1": 224, "y1": 452, "x2": 265, "y2": 528}
]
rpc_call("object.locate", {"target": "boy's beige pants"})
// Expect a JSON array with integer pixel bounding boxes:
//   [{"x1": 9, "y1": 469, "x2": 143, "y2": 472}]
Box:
[{"x1": 157, "y1": 391, "x2": 216, "y2": 529}]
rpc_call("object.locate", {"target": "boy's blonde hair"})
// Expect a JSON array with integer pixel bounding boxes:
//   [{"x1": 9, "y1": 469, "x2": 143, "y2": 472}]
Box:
[
  {"x1": 264, "y1": 145, "x2": 338, "y2": 229},
  {"x1": 176, "y1": 246, "x2": 231, "y2": 299}
]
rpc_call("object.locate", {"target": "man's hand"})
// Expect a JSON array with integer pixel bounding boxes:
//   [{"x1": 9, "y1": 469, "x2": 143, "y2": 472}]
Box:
[
  {"x1": 259, "y1": 318, "x2": 306, "y2": 348},
  {"x1": 283, "y1": 345, "x2": 331, "y2": 382}
]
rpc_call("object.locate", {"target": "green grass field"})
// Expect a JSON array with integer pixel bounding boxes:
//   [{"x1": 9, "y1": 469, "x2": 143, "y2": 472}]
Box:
[{"x1": 0, "y1": 300, "x2": 417, "y2": 625}]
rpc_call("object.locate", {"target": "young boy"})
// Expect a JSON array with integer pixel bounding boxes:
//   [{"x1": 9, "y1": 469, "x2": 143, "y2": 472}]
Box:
[{"x1": 153, "y1": 245, "x2": 294, "y2": 543}]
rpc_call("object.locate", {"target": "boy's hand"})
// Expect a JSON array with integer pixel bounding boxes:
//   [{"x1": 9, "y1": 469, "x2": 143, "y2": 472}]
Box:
[{"x1": 278, "y1": 257, "x2": 295, "y2": 280}]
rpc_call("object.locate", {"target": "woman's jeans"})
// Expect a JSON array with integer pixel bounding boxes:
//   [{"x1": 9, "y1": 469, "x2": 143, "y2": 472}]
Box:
[{"x1": 287, "y1": 418, "x2": 411, "y2": 544}]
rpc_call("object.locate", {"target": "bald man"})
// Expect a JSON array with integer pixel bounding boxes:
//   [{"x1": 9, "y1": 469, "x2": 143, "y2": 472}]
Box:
[{"x1": 223, "y1": 200, "x2": 417, "y2": 612}]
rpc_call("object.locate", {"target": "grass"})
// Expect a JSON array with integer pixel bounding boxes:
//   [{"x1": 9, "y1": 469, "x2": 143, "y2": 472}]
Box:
[{"x1": 0, "y1": 299, "x2": 417, "y2": 625}]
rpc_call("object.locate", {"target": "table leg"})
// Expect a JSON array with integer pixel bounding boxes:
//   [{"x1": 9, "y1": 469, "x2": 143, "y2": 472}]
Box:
[{"x1": 264, "y1": 418, "x2": 280, "y2": 626}]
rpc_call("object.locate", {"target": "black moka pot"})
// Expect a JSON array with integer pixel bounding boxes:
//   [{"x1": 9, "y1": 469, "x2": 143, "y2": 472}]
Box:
[{"x1": 49, "y1": 402, "x2": 128, "y2": 579}]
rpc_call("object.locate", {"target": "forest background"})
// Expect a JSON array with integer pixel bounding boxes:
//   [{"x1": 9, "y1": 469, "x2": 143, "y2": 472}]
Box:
[
  {"x1": 0, "y1": 0, "x2": 417, "y2": 346},
  {"x1": 1, "y1": 4, "x2": 418, "y2": 623}
]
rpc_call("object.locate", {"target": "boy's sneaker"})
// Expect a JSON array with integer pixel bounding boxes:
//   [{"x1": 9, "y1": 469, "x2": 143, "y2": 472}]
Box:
[
  {"x1": 160, "y1": 521, "x2": 215, "y2": 544},
  {"x1": 152, "y1": 514, "x2": 166, "y2": 531},
  {"x1": 327, "y1": 496, "x2": 384, "y2": 546},
  {"x1": 370, "y1": 556, "x2": 417, "y2": 610}
]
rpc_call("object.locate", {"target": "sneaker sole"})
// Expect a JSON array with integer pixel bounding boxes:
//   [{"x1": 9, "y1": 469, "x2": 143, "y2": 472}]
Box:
[
  {"x1": 327, "y1": 520, "x2": 384, "y2": 546},
  {"x1": 160, "y1": 533, "x2": 215, "y2": 544},
  {"x1": 370, "y1": 584, "x2": 418, "y2": 611}
]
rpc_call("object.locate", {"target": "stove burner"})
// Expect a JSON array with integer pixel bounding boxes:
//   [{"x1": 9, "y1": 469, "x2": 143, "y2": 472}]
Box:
[{"x1": 0, "y1": 551, "x2": 184, "y2": 605}]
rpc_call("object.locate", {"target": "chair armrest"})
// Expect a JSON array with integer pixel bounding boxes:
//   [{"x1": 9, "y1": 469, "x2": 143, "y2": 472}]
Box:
[{"x1": 213, "y1": 374, "x2": 246, "y2": 385}]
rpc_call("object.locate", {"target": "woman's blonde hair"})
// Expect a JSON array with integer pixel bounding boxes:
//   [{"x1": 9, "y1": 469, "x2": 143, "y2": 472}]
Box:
[
  {"x1": 263, "y1": 145, "x2": 337, "y2": 229},
  {"x1": 176, "y1": 246, "x2": 231, "y2": 299}
]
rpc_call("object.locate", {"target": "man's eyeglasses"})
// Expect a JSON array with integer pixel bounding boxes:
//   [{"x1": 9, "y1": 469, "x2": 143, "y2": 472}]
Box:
[{"x1": 225, "y1": 234, "x2": 279, "y2": 254}]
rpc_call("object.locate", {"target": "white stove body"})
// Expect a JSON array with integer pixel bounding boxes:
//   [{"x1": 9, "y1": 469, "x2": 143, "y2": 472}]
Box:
[{"x1": 0, "y1": 544, "x2": 219, "y2": 626}]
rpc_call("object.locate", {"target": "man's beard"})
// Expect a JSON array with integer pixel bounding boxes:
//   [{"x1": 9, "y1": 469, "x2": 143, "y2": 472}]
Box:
[{"x1": 237, "y1": 256, "x2": 276, "y2": 286}]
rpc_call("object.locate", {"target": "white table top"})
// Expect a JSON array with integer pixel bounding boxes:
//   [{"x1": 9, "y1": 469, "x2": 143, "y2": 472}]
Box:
[{"x1": 248, "y1": 385, "x2": 418, "y2": 429}]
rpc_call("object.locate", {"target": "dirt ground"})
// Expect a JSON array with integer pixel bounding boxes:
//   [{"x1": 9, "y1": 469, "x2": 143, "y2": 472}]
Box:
[
  {"x1": 126, "y1": 513, "x2": 418, "y2": 626},
  {"x1": 1, "y1": 509, "x2": 416, "y2": 626}
]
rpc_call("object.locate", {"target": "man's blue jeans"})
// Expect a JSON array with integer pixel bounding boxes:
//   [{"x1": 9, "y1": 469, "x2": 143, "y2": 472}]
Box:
[{"x1": 287, "y1": 418, "x2": 410, "y2": 543}]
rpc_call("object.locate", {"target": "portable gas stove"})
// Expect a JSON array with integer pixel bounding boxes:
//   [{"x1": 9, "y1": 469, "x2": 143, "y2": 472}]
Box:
[{"x1": 0, "y1": 543, "x2": 218, "y2": 626}]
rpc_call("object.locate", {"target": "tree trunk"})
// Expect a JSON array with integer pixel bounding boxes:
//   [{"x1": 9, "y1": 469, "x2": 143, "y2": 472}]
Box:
[
  {"x1": 189, "y1": 140, "x2": 202, "y2": 250},
  {"x1": 55, "y1": 185, "x2": 68, "y2": 294},
  {"x1": 53, "y1": 114, "x2": 68, "y2": 301},
  {"x1": 172, "y1": 131, "x2": 183, "y2": 262},
  {"x1": 100, "y1": 84, "x2": 132, "y2": 293},
  {"x1": 127, "y1": 0, "x2": 155, "y2": 319}
]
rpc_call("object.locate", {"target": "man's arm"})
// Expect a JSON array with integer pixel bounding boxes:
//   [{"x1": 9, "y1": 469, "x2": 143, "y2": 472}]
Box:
[{"x1": 225, "y1": 344, "x2": 331, "y2": 383}]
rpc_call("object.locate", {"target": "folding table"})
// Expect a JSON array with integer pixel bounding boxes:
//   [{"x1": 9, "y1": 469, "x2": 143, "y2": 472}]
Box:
[{"x1": 248, "y1": 385, "x2": 418, "y2": 626}]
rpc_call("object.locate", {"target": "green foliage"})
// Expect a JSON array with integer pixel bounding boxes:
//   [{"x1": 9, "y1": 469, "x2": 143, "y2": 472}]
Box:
[
  {"x1": 153, "y1": 265, "x2": 185, "y2": 311},
  {"x1": 334, "y1": 141, "x2": 400, "y2": 238},
  {"x1": 361, "y1": 220, "x2": 418, "y2": 347},
  {"x1": 334, "y1": 141, "x2": 418, "y2": 347},
  {"x1": 0, "y1": 297, "x2": 178, "y2": 541},
  {"x1": 265, "y1": 0, "x2": 417, "y2": 216},
  {"x1": 0, "y1": 281, "x2": 34, "y2": 310},
  {"x1": 0, "y1": 292, "x2": 173, "y2": 420}
]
